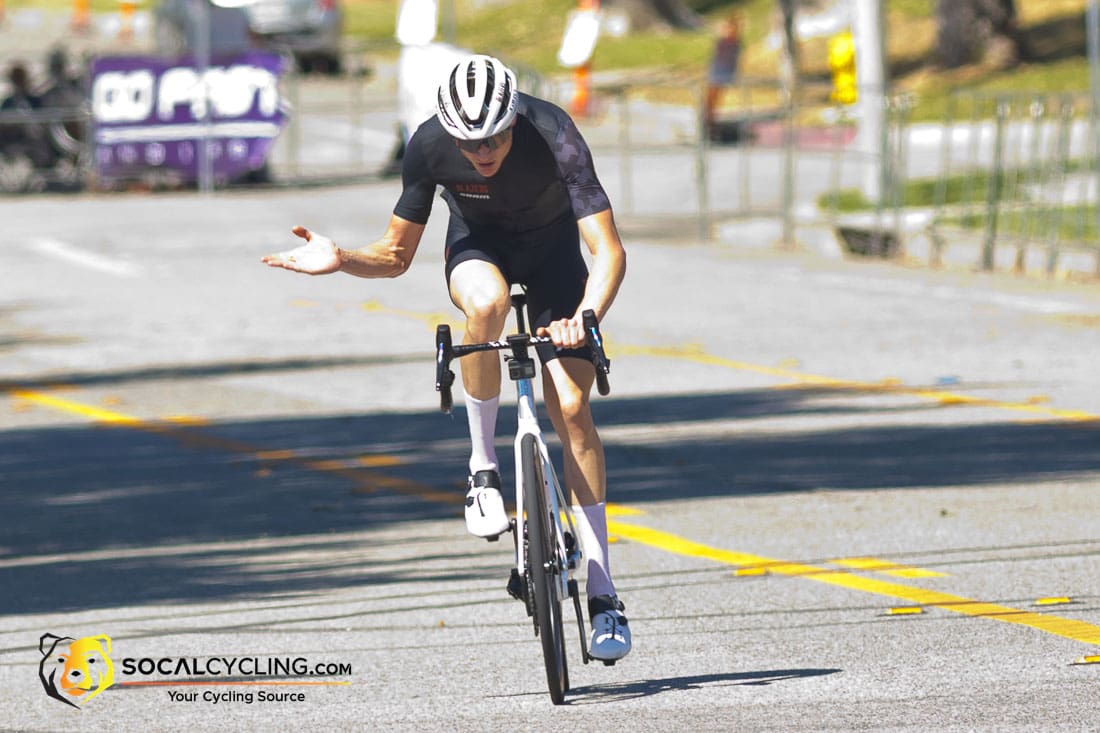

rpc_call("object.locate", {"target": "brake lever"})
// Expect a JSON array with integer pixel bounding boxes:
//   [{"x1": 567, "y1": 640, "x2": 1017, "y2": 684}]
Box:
[
  {"x1": 581, "y1": 309, "x2": 611, "y2": 396},
  {"x1": 435, "y1": 324, "x2": 455, "y2": 413}
]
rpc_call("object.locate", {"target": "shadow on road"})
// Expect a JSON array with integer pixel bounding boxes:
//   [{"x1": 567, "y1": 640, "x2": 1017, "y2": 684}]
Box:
[
  {"x1": 0, "y1": 353, "x2": 424, "y2": 391},
  {"x1": 566, "y1": 668, "x2": 842, "y2": 703},
  {"x1": 2, "y1": 385, "x2": 1098, "y2": 616},
  {"x1": 592, "y1": 389, "x2": 1100, "y2": 501}
]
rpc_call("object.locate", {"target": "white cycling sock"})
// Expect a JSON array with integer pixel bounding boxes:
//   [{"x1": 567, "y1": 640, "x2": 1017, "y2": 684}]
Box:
[
  {"x1": 464, "y1": 393, "x2": 499, "y2": 474},
  {"x1": 572, "y1": 502, "x2": 616, "y2": 599}
]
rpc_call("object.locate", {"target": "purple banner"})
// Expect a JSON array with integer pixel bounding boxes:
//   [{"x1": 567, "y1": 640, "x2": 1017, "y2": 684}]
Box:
[{"x1": 90, "y1": 53, "x2": 288, "y2": 184}]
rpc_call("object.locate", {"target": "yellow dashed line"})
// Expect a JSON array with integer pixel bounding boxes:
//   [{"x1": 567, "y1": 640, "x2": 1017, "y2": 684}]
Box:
[
  {"x1": 9, "y1": 390, "x2": 144, "y2": 425},
  {"x1": 300, "y1": 300, "x2": 1100, "y2": 423},
  {"x1": 612, "y1": 341, "x2": 1099, "y2": 422},
  {"x1": 605, "y1": 503, "x2": 643, "y2": 517},
  {"x1": 830, "y1": 556, "x2": 947, "y2": 578},
  {"x1": 734, "y1": 566, "x2": 769, "y2": 577},
  {"x1": 606, "y1": 518, "x2": 1100, "y2": 646},
  {"x1": 8, "y1": 306, "x2": 1100, "y2": 650},
  {"x1": 5, "y1": 388, "x2": 425, "y2": 500},
  {"x1": 359, "y1": 455, "x2": 403, "y2": 468},
  {"x1": 360, "y1": 300, "x2": 457, "y2": 330}
]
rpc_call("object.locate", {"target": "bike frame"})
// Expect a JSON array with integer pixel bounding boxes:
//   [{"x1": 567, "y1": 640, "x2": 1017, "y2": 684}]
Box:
[
  {"x1": 511, "y1": 368, "x2": 580, "y2": 600},
  {"x1": 434, "y1": 292, "x2": 612, "y2": 698}
]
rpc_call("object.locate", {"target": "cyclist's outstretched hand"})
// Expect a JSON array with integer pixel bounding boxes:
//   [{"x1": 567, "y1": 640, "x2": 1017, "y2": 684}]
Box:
[
  {"x1": 538, "y1": 315, "x2": 586, "y2": 350},
  {"x1": 261, "y1": 226, "x2": 341, "y2": 275}
]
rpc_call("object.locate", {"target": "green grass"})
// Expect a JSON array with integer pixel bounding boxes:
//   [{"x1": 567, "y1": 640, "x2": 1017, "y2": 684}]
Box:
[
  {"x1": 822, "y1": 165, "x2": 1098, "y2": 244},
  {"x1": 10, "y1": 0, "x2": 1093, "y2": 103},
  {"x1": 820, "y1": 171, "x2": 1023, "y2": 212},
  {"x1": 822, "y1": 171, "x2": 1016, "y2": 214},
  {"x1": 906, "y1": 57, "x2": 1093, "y2": 122},
  {"x1": 943, "y1": 204, "x2": 1099, "y2": 241}
]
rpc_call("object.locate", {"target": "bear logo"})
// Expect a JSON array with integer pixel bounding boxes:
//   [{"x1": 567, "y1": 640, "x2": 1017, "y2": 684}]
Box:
[{"x1": 39, "y1": 633, "x2": 115, "y2": 709}]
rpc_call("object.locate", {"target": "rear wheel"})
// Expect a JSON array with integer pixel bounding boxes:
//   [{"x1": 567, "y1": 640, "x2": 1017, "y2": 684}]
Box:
[{"x1": 522, "y1": 434, "x2": 568, "y2": 704}]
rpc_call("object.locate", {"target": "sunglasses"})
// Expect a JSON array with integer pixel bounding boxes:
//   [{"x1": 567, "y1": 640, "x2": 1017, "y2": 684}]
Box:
[{"x1": 453, "y1": 128, "x2": 512, "y2": 153}]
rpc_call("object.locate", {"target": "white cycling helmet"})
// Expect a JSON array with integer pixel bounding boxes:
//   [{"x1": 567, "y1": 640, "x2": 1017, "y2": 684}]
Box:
[{"x1": 436, "y1": 54, "x2": 518, "y2": 140}]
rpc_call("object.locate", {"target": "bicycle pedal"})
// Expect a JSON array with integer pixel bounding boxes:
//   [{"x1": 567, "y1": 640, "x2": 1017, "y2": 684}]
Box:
[{"x1": 506, "y1": 568, "x2": 527, "y2": 603}]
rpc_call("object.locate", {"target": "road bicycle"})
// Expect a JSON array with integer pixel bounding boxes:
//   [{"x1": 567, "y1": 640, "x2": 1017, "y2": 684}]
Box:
[{"x1": 434, "y1": 292, "x2": 612, "y2": 705}]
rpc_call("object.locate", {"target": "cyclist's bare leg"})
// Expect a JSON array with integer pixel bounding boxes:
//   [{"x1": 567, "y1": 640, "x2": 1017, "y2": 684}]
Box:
[
  {"x1": 542, "y1": 356, "x2": 618, "y2": 599},
  {"x1": 541, "y1": 356, "x2": 604, "y2": 504},
  {"x1": 448, "y1": 259, "x2": 511, "y2": 400},
  {"x1": 448, "y1": 260, "x2": 511, "y2": 478}
]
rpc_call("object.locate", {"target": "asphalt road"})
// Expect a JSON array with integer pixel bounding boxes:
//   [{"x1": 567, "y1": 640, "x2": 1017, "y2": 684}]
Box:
[{"x1": 1, "y1": 182, "x2": 1099, "y2": 732}]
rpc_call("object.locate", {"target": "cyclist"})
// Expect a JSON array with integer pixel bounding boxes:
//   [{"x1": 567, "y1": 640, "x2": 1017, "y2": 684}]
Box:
[{"x1": 262, "y1": 54, "x2": 630, "y2": 662}]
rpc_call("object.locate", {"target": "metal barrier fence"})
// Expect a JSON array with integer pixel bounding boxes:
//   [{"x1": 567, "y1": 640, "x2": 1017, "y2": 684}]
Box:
[
  {"x1": 818, "y1": 90, "x2": 1100, "y2": 277},
  {"x1": 575, "y1": 78, "x2": 1099, "y2": 277},
  {"x1": 2, "y1": 55, "x2": 1098, "y2": 278},
  {"x1": 917, "y1": 91, "x2": 1098, "y2": 276}
]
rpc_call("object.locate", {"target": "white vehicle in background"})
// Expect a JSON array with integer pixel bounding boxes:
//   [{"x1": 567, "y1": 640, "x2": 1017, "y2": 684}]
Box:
[{"x1": 153, "y1": 0, "x2": 344, "y2": 74}]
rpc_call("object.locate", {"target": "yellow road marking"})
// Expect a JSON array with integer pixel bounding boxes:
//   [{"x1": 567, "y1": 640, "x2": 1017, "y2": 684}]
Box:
[
  {"x1": 360, "y1": 300, "x2": 456, "y2": 330},
  {"x1": 608, "y1": 341, "x2": 1099, "y2": 422},
  {"x1": 830, "y1": 556, "x2": 947, "y2": 578},
  {"x1": 1035, "y1": 597, "x2": 1073, "y2": 606},
  {"x1": 12, "y1": 386, "x2": 1100, "y2": 646},
  {"x1": 359, "y1": 455, "x2": 403, "y2": 468},
  {"x1": 734, "y1": 566, "x2": 768, "y2": 576},
  {"x1": 611, "y1": 342, "x2": 851, "y2": 387},
  {"x1": 606, "y1": 519, "x2": 1100, "y2": 646},
  {"x1": 162, "y1": 415, "x2": 209, "y2": 426},
  {"x1": 305, "y1": 301, "x2": 1100, "y2": 422},
  {"x1": 5, "y1": 388, "x2": 434, "y2": 501},
  {"x1": 10, "y1": 390, "x2": 145, "y2": 425},
  {"x1": 887, "y1": 607, "x2": 925, "y2": 616},
  {"x1": 605, "y1": 503, "x2": 643, "y2": 517}
]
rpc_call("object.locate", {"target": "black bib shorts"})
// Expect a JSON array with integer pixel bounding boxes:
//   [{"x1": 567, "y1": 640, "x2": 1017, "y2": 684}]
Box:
[{"x1": 444, "y1": 213, "x2": 590, "y2": 364}]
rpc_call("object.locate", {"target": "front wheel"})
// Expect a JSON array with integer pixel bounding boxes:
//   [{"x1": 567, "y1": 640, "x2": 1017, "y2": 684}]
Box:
[{"x1": 522, "y1": 434, "x2": 568, "y2": 704}]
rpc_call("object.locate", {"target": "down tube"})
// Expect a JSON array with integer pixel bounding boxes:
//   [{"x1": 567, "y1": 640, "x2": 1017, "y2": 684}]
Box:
[{"x1": 513, "y1": 376, "x2": 540, "y2": 574}]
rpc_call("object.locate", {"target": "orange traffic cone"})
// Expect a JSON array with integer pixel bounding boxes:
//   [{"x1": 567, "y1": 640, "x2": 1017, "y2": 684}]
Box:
[
  {"x1": 118, "y1": 0, "x2": 137, "y2": 41},
  {"x1": 71, "y1": 0, "x2": 90, "y2": 33},
  {"x1": 570, "y1": 63, "x2": 591, "y2": 118}
]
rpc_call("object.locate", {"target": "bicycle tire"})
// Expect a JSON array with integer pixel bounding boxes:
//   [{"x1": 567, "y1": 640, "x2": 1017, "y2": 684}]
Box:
[{"x1": 522, "y1": 433, "x2": 569, "y2": 704}]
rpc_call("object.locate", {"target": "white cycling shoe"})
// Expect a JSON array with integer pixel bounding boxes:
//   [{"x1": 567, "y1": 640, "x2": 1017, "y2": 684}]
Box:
[
  {"x1": 588, "y1": 594, "x2": 631, "y2": 663},
  {"x1": 464, "y1": 470, "x2": 510, "y2": 539}
]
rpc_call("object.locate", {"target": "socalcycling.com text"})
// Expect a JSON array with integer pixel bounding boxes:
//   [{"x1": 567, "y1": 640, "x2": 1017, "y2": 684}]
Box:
[{"x1": 121, "y1": 656, "x2": 352, "y2": 677}]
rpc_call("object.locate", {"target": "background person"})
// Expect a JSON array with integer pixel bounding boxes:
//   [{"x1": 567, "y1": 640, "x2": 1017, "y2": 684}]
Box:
[
  {"x1": 261, "y1": 54, "x2": 632, "y2": 663},
  {"x1": 704, "y1": 13, "x2": 742, "y2": 139},
  {"x1": 0, "y1": 62, "x2": 48, "y2": 165}
]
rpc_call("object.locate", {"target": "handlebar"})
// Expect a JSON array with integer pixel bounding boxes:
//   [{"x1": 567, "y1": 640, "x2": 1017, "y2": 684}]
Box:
[{"x1": 435, "y1": 309, "x2": 611, "y2": 414}]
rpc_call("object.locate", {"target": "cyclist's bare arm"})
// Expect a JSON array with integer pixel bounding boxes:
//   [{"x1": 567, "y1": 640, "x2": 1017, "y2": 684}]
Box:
[
  {"x1": 539, "y1": 208, "x2": 626, "y2": 349},
  {"x1": 261, "y1": 216, "x2": 426, "y2": 278},
  {"x1": 578, "y1": 209, "x2": 627, "y2": 321}
]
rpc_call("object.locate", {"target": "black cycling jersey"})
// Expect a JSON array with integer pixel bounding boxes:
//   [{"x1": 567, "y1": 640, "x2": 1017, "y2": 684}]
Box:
[{"x1": 393, "y1": 93, "x2": 611, "y2": 234}]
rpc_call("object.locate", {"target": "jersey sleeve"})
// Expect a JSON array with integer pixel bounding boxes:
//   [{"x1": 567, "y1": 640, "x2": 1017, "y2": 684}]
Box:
[
  {"x1": 551, "y1": 113, "x2": 611, "y2": 220},
  {"x1": 392, "y1": 131, "x2": 436, "y2": 225}
]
